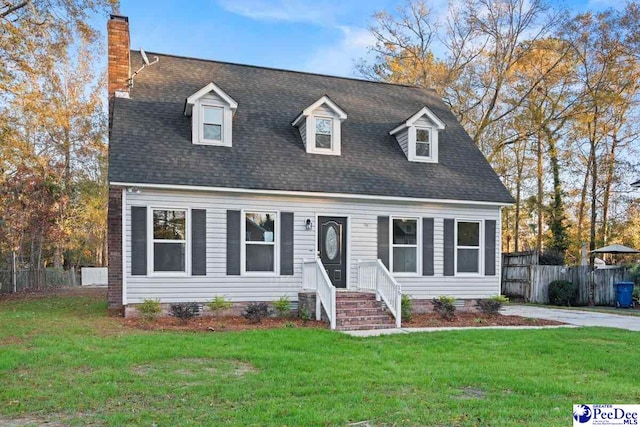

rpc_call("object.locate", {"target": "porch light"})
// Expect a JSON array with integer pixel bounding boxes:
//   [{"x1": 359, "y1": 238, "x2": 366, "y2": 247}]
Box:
[{"x1": 305, "y1": 218, "x2": 313, "y2": 231}]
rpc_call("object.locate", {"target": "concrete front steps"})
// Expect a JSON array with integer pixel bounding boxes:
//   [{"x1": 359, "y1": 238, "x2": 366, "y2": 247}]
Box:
[{"x1": 335, "y1": 291, "x2": 396, "y2": 331}]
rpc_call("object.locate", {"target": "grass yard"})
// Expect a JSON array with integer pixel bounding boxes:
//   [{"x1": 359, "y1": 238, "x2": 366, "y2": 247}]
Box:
[{"x1": 1, "y1": 292, "x2": 639, "y2": 426}]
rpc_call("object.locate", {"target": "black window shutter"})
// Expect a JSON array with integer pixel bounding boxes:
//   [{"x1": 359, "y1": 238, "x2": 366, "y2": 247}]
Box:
[
  {"x1": 422, "y1": 218, "x2": 434, "y2": 276},
  {"x1": 191, "y1": 209, "x2": 206, "y2": 276},
  {"x1": 485, "y1": 220, "x2": 496, "y2": 276},
  {"x1": 443, "y1": 218, "x2": 455, "y2": 276},
  {"x1": 377, "y1": 216, "x2": 389, "y2": 268},
  {"x1": 226, "y1": 210, "x2": 241, "y2": 275},
  {"x1": 280, "y1": 212, "x2": 294, "y2": 275},
  {"x1": 131, "y1": 206, "x2": 147, "y2": 275}
]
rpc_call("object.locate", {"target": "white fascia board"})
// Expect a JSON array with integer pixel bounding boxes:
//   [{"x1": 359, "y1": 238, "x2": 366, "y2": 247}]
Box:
[
  {"x1": 301, "y1": 95, "x2": 347, "y2": 120},
  {"x1": 406, "y1": 106, "x2": 446, "y2": 129},
  {"x1": 110, "y1": 181, "x2": 513, "y2": 207},
  {"x1": 291, "y1": 112, "x2": 305, "y2": 127},
  {"x1": 390, "y1": 106, "x2": 446, "y2": 135},
  {"x1": 389, "y1": 123, "x2": 408, "y2": 136},
  {"x1": 292, "y1": 95, "x2": 347, "y2": 128},
  {"x1": 184, "y1": 82, "x2": 238, "y2": 116}
]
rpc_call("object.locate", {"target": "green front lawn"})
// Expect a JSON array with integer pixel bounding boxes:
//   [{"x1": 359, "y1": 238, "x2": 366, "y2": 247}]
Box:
[{"x1": 1, "y1": 293, "x2": 639, "y2": 426}]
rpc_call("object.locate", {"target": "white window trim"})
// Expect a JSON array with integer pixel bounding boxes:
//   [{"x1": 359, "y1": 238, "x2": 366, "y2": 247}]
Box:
[
  {"x1": 199, "y1": 105, "x2": 224, "y2": 144},
  {"x1": 305, "y1": 115, "x2": 341, "y2": 156},
  {"x1": 192, "y1": 99, "x2": 233, "y2": 147},
  {"x1": 408, "y1": 125, "x2": 438, "y2": 163},
  {"x1": 314, "y1": 116, "x2": 334, "y2": 151},
  {"x1": 414, "y1": 127, "x2": 433, "y2": 160},
  {"x1": 147, "y1": 207, "x2": 191, "y2": 277},
  {"x1": 389, "y1": 216, "x2": 421, "y2": 276},
  {"x1": 454, "y1": 219, "x2": 483, "y2": 277},
  {"x1": 241, "y1": 210, "x2": 280, "y2": 276}
]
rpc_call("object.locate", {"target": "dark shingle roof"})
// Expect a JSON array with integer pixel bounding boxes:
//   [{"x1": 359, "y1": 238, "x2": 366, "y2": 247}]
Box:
[{"x1": 109, "y1": 51, "x2": 514, "y2": 204}]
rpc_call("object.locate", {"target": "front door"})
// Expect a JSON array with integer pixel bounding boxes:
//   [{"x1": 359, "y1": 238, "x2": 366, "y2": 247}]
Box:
[{"x1": 318, "y1": 216, "x2": 347, "y2": 288}]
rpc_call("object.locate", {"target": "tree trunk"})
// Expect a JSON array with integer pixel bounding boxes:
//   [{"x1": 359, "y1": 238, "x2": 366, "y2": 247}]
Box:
[
  {"x1": 577, "y1": 162, "x2": 590, "y2": 247},
  {"x1": 601, "y1": 133, "x2": 618, "y2": 247},
  {"x1": 546, "y1": 128, "x2": 567, "y2": 256},
  {"x1": 536, "y1": 131, "x2": 543, "y2": 255}
]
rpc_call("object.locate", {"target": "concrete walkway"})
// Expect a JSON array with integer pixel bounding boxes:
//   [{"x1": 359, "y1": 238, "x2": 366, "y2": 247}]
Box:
[
  {"x1": 344, "y1": 324, "x2": 575, "y2": 337},
  {"x1": 502, "y1": 305, "x2": 640, "y2": 332}
]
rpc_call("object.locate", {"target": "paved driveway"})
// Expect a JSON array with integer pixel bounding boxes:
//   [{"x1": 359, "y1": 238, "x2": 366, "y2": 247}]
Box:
[{"x1": 502, "y1": 305, "x2": 640, "y2": 332}]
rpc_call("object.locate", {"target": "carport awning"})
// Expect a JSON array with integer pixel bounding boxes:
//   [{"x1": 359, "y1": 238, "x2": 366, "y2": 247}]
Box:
[{"x1": 591, "y1": 244, "x2": 640, "y2": 254}]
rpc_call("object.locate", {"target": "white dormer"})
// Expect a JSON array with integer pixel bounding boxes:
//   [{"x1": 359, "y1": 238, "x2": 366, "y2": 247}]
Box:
[
  {"x1": 291, "y1": 95, "x2": 347, "y2": 156},
  {"x1": 184, "y1": 82, "x2": 238, "y2": 147},
  {"x1": 389, "y1": 106, "x2": 445, "y2": 163}
]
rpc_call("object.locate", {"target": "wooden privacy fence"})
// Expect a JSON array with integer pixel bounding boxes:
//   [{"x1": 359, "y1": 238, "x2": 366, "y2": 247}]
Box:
[
  {"x1": 502, "y1": 253, "x2": 634, "y2": 305},
  {"x1": 0, "y1": 268, "x2": 80, "y2": 294}
]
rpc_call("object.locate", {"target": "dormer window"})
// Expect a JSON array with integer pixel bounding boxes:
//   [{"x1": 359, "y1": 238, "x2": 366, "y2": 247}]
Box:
[
  {"x1": 202, "y1": 106, "x2": 223, "y2": 142},
  {"x1": 292, "y1": 95, "x2": 347, "y2": 156},
  {"x1": 390, "y1": 106, "x2": 445, "y2": 163},
  {"x1": 184, "y1": 82, "x2": 238, "y2": 147},
  {"x1": 315, "y1": 117, "x2": 333, "y2": 150},
  {"x1": 415, "y1": 128, "x2": 431, "y2": 158}
]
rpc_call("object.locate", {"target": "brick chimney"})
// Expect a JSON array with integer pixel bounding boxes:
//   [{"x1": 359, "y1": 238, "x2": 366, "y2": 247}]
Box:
[
  {"x1": 107, "y1": 14, "x2": 129, "y2": 313},
  {"x1": 107, "y1": 15, "x2": 130, "y2": 99}
]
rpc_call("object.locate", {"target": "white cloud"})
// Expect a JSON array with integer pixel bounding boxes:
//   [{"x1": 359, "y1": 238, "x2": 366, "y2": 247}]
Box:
[
  {"x1": 302, "y1": 26, "x2": 376, "y2": 77},
  {"x1": 217, "y1": 0, "x2": 339, "y2": 26},
  {"x1": 217, "y1": 0, "x2": 376, "y2": 77},
  {"x1": 586, "y1": 0, "x2": 627, "y2": 8}
]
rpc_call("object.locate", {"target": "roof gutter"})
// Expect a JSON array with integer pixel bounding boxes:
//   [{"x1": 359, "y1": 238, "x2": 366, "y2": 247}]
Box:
[{"x1": 110, "y1": 181, "x2": 514, "y2": 207}]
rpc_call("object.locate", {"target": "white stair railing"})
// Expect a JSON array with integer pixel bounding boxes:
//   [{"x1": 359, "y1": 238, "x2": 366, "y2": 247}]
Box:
[
  {"x1": 302, "y1": 258, "x2": 336, "y2": 330},
  {"x1": 358, "y1": 259, "x2": 402, "y2": 328}
]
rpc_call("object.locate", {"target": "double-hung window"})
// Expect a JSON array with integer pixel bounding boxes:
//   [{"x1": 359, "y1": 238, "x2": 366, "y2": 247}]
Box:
[
  {"x1": 456, "y1": 221, "x2": 481, "y2": 274},
  {"x1": 244, "y1": 212, "x2": 277, "y2": 272},
  {"x1": 152, "y1": 209, "x2": 187, "y2": 273},
  {"x1": 391, "y1": 218, "x2": 418, "y2": 273},
  {"x1": 415, "y1": 128, "x2": 431, "y2": 158},
  {"x1": 315, "y1": 117, "x2": 333, "y2": 150},
  {"x1": 202, "y1": 105, "x2": 223, "y2": 142}
]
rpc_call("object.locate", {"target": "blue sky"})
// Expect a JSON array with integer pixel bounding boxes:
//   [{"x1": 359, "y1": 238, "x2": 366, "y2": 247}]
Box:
[{"x1": 107, "y1": 0, "x2": 623, "y2": 78}]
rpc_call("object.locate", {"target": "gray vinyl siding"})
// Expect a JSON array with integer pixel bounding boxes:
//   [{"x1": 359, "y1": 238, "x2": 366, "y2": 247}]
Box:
[
  {"x1": 396, "y1": 129, "x2": 409, "y2": 158},
  {"x1": 299, "y1": 120, "x2": 307, "y2": 148},
  {"x1": 124, "y1": 189, "x2": 502, "y2": 304}
]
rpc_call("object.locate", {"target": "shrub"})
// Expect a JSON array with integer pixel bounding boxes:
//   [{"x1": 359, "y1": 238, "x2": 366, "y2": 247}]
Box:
[
  {"x1": 548, "y1": 280, "x2": 578, "y2": 306},
  {"x1": 401, "y1": 294, "x2": 413, "y2": 322},
  {"x1": 539, "y1": 251, "x2": 565, "y2": 266},
  {"x1": 207, "y1": 295, "x2": 233, "y2": 317},
  {"x1": 273, "y1": 296, "x2": 292, "y2": 318},
  {"x1": 475, "y1": 295, "x2": 509, "y2": 315},
  {"x1": 299, "y1": 306, "x2": 311, "y2": 324},
  {"x1": 432, "y1": 296, "x2": 456, "y2": 321},
  {"x1": 243, "y1": 302, "x2": 269, "y2": 323},
  {"x1": 169, "y1": 302, "x2": 201, "y2": 322},
  {"x1": 138, "y1": 299, "x2": 161, "y2": 321}
]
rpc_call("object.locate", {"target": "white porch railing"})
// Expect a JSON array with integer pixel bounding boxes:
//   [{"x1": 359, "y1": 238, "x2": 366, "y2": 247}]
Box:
[
  {"x1": 302, "y1": 258, "x2": 336, "y2": 330},
  {"x1": 358, "y1": 259, "x2": 402, "y2": 328}
]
